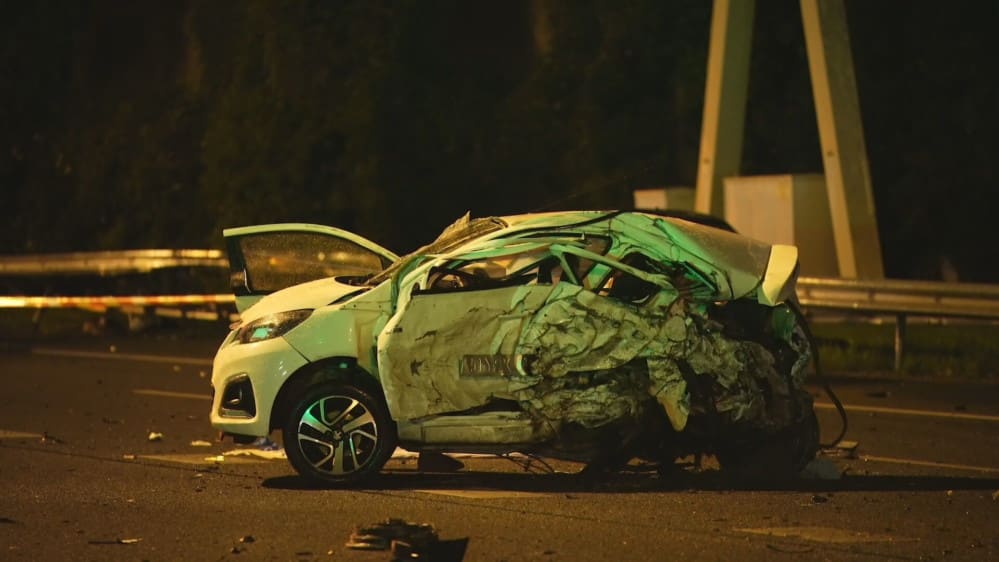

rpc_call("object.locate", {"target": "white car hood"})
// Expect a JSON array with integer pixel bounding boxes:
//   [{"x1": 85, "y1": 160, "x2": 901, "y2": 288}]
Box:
[{"x1": 237, "y1": 277, "x2": 365, "y2": 323}]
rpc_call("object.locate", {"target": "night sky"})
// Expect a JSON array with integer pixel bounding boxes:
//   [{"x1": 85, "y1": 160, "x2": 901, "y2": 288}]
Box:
[{"x1": 1, "y1": 1, "x2": 996, "y2": 282}]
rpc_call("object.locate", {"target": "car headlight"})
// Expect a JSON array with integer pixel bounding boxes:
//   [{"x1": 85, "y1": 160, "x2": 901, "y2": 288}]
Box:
[{"x1": 234, "y1": 309, "x2": 313, "y2": 344}]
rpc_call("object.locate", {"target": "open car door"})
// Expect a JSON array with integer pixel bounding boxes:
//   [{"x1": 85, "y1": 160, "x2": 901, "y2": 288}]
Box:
[{"x1": 224, "y1": 223, "x2": 398, "y2": 313}]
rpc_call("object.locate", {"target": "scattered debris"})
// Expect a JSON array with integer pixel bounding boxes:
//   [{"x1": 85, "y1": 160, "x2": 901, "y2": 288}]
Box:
[
  {"x1": 189, "y1": 440, "x2": 213, "y2": 447},
  {"x1": 251, "y1": 436, "x2": 280, "y2": 451},
  {"x1": 147, "y1": 432, "x2": 164, "y2": 442},
  {"x1": 346, "y1": 519, "x2": 439, "y2": 558},
  {"x1": 223, "y1": 449, "x2": 286, "y2": 460},
  {"x1": 40, "y1": 432, "x2": 65, "y2": 445},
  {"x1": 820, "y1": 440, "x2": 858, "y2": 459}
]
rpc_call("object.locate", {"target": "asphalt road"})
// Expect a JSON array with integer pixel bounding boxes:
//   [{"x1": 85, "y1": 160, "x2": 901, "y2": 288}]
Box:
[{"x1": 1, "y1": 332, "x2": 998, "y2": 561}]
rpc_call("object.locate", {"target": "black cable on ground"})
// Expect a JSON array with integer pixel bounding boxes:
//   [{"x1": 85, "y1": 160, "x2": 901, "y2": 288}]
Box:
[{"x1": 793, "y1": 303, "x2": 848, "y2": 448}]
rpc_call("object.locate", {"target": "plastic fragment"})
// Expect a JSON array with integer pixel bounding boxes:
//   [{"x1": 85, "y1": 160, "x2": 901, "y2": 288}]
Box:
[
  {"x1": 147, "y1": 432, "x2": 163, "y2": 442},
  {"x1": 346, "y1": 519, "x2": 438, "y2": 554},
  {"x1": 189, "y1": 440, "x2": 212, "y2": 447}
]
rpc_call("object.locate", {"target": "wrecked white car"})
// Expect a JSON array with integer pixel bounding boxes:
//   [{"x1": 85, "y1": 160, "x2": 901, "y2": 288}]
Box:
[{"x1": 211, "y1": 211, "x2": 818, "y2": 484}]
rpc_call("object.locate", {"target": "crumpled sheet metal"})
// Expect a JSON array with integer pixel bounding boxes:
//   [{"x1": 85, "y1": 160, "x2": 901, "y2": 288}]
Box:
[
  {"x1": 515, "y1": 283, "x2": 800, "y2": 432},
  {"x1": 380, "y1": 278, "x2": 806, "y2": 437},
  {"x1": 378, "y1": 286, "x2": 545, "y2": 419}
]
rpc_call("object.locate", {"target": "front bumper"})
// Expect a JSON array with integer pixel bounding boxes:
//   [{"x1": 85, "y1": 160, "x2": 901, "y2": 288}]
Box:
[{"x1": 210, "y1": 333, "x2": 310, "y2": 437}]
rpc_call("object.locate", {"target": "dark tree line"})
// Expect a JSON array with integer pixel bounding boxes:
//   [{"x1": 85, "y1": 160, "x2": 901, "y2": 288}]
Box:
[{"x1": 1, "y1": 1, "x2": 996, "y2": 281}]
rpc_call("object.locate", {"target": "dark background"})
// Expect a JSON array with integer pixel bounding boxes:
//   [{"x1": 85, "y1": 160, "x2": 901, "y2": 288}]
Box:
[{"x1": 1, "y1": 0, "x2": 996, "y2": 281}]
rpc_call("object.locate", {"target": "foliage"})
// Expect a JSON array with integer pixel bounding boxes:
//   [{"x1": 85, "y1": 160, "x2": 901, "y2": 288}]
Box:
[{"x1": 0, "y1": 1, "x2": 996, "y2": 281}]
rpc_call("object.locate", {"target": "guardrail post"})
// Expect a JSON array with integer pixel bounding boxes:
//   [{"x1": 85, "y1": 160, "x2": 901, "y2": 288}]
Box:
[{"x1": 894, "y1": 313, "x2": 907, "y2": 373}]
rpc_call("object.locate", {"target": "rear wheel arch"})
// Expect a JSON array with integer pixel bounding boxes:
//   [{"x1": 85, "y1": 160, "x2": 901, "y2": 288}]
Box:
[{"x1": 269, "y1": 357, "x2": 386, "y2": 432}]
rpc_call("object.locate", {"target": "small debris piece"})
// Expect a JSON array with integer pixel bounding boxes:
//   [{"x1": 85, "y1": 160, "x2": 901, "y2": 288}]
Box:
[
  {"x1": 251, "y1": 437, "x2": 280, "y2": 451},
  {"x1": 148, "y1": 432, "x2": 164, "y2": 442},
  {"x1": 346, "y1": 519, "x2": 438, "y2": 554},
  {"x1": 810, "y1": 494, "x2": 830, "y2": 504},
  {"x1": 122, "y1": 454, "x2": 137, "y2": 461},
  {"x1": 87, "y1": 538, "x2": 142, "y2": 545},
  {"x1": 190, "y1": 440, "x2": 213, "y2": 447},
  {"x1": 40, "y1": 432, "x2": 65, "y2": 445},
  {"x1": 223, "y1": 448, "x2": 286, "y2": 460},
  {"x1": 946, "y1": 490, "x2": 954, "y2": 497},
  {"x1": 239, "y1": 535, "x2": 255, "y2": 543},
  {"x1": 204, "y1": 455, "x2": 225, "y2": 464}
]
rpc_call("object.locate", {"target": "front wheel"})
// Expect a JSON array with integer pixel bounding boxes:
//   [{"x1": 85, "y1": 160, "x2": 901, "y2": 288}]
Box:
[{"x1": 282, "y1": 382, "x2": 397, "y2": 485}]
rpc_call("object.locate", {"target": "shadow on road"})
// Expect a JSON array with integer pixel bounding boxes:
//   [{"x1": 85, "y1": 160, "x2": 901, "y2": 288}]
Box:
[{"x1": 261, "y1": 469, "x2": 999, "y2": 495}]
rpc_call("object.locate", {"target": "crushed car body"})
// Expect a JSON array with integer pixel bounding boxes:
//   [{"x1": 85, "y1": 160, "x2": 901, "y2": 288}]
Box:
[{"x1": 211, "y1": 211, "x2": 819, "y2": 483}]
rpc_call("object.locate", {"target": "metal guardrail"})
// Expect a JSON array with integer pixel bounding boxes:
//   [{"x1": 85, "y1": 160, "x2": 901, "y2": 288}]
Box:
[
  {"x1": 796, "y1": 276, "x2": 999, "y2": 319},
  {"x1": 797, "y1": 276, "x2": 999, "y2": 372},
  {"x1": 2, "y1": 251, "x2": 998, "y2": 372},
  {"x1": 0, "y1": 249, "x2": 226, "y2": 275}
]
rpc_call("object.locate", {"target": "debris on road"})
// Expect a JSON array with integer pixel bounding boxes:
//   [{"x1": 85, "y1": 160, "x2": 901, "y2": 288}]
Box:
[
  {"x1": 87, "y1": 537, "x2": 142, "y2": 545},
  {"x1": 820, "y1": 440, "x2": 858, "y2": 459},
  {"x1": 239, "y1": 535, "x2": 255, "y2": 544},
  {"x1": 204, "y1": 455, "x2": 225, "y2": 464},
  {"x1": 223, "y1": 448, "x2": 285, "y2": 460},
  {"x1": 40, "y1": 432, "x2": 65, "y2": 445},
  {"x1": 810, "y1": 494, "x2": 830, "y2": 504},
  {"x1": 189, "y1": 440, "x2": 212, "y2": 447},
  {"x1": 147, "y1": 431, "x2": 164, "y2": 442},
  {"x1": 346, "y1": 519, "x2": 439, "y2": 558},
  {"x1": 122, "y1": 454, "x2": 136, "y2": 461}
]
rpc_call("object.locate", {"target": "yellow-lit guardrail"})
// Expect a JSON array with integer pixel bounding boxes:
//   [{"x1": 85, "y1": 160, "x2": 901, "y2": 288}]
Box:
[
  {"x1": 3, "y1": 252, "x2": 998, "y2": 371},
  {"x1": 0, "y1": 249, "x2": 226, "y2": 275}
]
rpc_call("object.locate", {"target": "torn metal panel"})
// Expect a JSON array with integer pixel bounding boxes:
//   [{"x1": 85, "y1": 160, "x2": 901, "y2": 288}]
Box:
[
  {"x1": 513, "y1": 282, "x2": 807, "y2": 433},
  {"x1": 378, "y1": 286, "x2": 549, "y2": 420}
]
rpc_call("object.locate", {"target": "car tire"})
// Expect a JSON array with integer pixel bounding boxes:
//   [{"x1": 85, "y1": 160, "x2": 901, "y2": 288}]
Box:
[{"x1": 282, "y1": 382, "x2": 397, "y2": 486}]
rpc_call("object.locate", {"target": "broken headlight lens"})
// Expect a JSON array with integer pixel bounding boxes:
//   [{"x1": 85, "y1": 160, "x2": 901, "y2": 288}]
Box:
[{"x1": 234, "y1": 309, "x2": 313, "y2": 344}]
